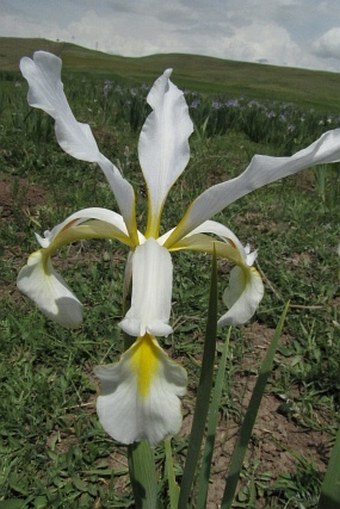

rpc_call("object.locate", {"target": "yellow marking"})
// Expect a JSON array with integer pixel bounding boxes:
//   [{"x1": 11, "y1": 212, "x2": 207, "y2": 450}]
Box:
[
  {"x1": 129, "y1": 334, "x2": 160, "y2": 398},
  {"x1": 59, "y1": 218, "x2": 79, "y2": 233},
  {"x1": 145, "y1": 199, "x2": 162, "y2": 239},
  {"x1": 225, "y1": 237, "x2": 236, "y2": 248}
]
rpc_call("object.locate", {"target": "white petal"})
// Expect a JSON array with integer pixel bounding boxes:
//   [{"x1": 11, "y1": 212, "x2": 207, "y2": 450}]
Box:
[
  {"x1": 138, "y1": 69, "x2": 193, "y2": 235},
  {"x1": 161, "y1": 220, "x2": 262, "y2": 325},
  {"x1": 95, "y1": 335, "x2": 187, "y2": 446},
  {"x1": 218, "y1": 266, "x2": 264, "y2": 326},
  {"x1": 20, "y1": 52, "x2": 100, "y2": 161},
  {"x1": 20, "y1": 51, "x2": 137, "y2": 241},
  {"x1": 162, "y1": 220, "x2": 258, "y2": 268},
  {"x1": 17, "y1": 251, "x2": 82, "y2": 328},
  {"x1": 185, "y1": 221, "x2": 258, "y2": 266},
  {"x1": 120, "y1": 238, "x2": 173, "y2": 337},
  {"x1": 36, "y1": 206, "x2": 133, "y2": 250},
  {"x1": 179, "y1": 220, "x2": 248, "y2": 261},
  {"x1": 17, "y1": 208, "x2": 145, "y2": 328},
  {"x1": 165, "y1": 129, "x2": 340, "y2": 246}
]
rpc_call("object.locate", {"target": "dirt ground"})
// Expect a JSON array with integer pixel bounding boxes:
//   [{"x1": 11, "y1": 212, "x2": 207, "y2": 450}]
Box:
[{"x1": 183, "y1": 322, "x2": 331, "y2": 508}]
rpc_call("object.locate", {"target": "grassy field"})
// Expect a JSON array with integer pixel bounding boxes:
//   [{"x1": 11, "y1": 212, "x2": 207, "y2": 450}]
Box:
[
  {"x1": 0, "y1": 40, "x2": 340, "y2": 508},
  {"x1": 2, "y1": 36, "x2": 340, "y2": 110}
]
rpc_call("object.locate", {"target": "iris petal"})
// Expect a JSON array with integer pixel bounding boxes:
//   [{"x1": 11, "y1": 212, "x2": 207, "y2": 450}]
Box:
[
  {"x1": 95, "y1": 334, "x2": 187, "y2": 446},
  {"x1": 35, "y1": 207, "x2": 136, "y2": 251},
  {"x1": 17, "y1": 251, "x2": 82, "y2": 328},
  {"x1": 138, "y1": 69, "x2": 193, "y2": 237},
  {"x1": 218, "y1": 266, "x2": 264, "y2": 326},
  {"x1": 120, "y1": 238, "x2": 173, "y2": 337},
  {"x1": 165, "y1": 129, "x2": 340, "y2": 246},
  {"x1": 17, "y1": 207, "x2": 143, "y2": 328},
  {"x1": 20, "y1": 51, "x2": 138, "y2": 243},
  {"x1": 162, "y1": 220, "x2": 263, "y2": 326}
]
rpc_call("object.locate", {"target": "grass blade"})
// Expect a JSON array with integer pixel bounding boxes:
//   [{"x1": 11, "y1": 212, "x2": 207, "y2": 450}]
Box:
[
  {"x1": 165, "y1": 438, "x2": 180, "y2": 509},
  {"x1": 128, "y1": 440, "x2": 159, "y2": 509},
  {"x1": 178, "y1": 250, "x2": 218, "y2": 509},
  {"x1": 196, "y1": 327, "x2": 232, "y2": 509},
  {"x1": 221, "y1": 301, "x2": 290, "y2": 509},
  {"x1": 318, "y1": 428, "x2": 340, "y2": 509}
]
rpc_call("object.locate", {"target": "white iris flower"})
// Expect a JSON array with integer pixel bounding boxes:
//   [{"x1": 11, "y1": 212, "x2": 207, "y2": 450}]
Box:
[{"x1": 17, "y1": 51, "x2": 340, "y2": 445}]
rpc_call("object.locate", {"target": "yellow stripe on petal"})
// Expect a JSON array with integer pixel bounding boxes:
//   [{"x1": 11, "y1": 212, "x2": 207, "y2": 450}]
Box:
[{"x1": 129, "y1": 334, "x2": 160, "y2": 398}]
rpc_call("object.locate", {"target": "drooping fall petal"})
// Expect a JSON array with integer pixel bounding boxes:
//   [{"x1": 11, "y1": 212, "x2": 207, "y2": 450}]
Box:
[
  {"x1": 17, "y1": 208, "x2": 143, "y2": 328},
  {"x1": 95, "y1": 334, "x2": 187, "y2": 446},
  {"x1": 218, "y1": 265, "x2": 264, "y2": 326},
  {"x1": 138, "y1": 68, "x2": 193, "y2": 237},
  {"x1": 161, "y1": 220, "x2": 263, "y2": 324},
  {"x1": 120, "y1": 238, "x2": 173, "y2": 337},
  {"x1": 17, "y1": 250, "x2": 82, "y2": 328}
]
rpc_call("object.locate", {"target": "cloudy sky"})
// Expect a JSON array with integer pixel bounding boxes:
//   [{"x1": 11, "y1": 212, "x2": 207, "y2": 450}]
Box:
[{"x1": 2, "y1": 0, "x2": 340, "y2": 71}]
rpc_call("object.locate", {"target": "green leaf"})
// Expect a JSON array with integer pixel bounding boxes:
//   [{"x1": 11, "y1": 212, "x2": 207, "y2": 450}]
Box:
[
  {"x1": 221, "y1": 301, "x2": 290, "y2": 509},
  {"x1": 72, "y1": 476, "x2": 88, "y2": 492},
  {"x1": 165, "y1": 438, "x2": 180, "y2": 509},
  {"x1": 33, "y1": 496, "x2": 48, "y2": 509},
  {"x1": 196, "y1": 327, "x2": 232, "y2": 509},
  {"x1": 178, "y1": 250, "x2": 218, "y2": 509},
  {"x1": 318, "y1": 428, "x2": 340, "y2": 509},
  {"x1": 0, "y1": 501, "x2": 25, "y2": 509}
]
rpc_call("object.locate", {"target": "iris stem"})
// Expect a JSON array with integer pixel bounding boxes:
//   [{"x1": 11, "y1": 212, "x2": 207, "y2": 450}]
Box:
[{"x1": 128, "y1": 441, "x2": 159, "y2": 509}]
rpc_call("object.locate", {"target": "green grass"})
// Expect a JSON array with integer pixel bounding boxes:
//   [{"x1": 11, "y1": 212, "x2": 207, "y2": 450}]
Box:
[{"x1": 0, "y1": 56, "x2": 339, "y2": 508}]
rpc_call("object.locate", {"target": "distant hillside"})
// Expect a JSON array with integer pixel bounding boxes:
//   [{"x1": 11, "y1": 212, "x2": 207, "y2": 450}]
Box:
[{"x1": 1, "y1": 37, "x2": 340, "y2": 111}]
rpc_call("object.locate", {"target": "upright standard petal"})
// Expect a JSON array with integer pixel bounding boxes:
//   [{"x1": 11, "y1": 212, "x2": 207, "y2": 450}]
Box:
[
  {"x1": 20, "y1": 51, "x2": 138, "y2": 243},
  {"x1": 165, "y1": 129, "x2": 340, "y2": 247},
  {"x1": 17, "y1": 250, "x2": 82, "y2": 328},
  {"x1": 120, "y1": 238, "x2": 173, "y2": 337},
  {"x1": 95, "y1": 334, "x2": 187, "y2": 446},
  {"x1": 138, "y1": 69, "x2": 193, "y2": 237}
]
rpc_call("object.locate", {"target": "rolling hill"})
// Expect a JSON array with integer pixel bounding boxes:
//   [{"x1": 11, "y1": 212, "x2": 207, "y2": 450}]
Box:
[{"x1": 1, "y1": 36, "x2": 340, "y2": 111}]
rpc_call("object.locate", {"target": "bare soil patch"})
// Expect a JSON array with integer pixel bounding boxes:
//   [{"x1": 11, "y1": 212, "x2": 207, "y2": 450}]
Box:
[
  {"x1": 180, "y1": 322, "x2": 331, "y2": 508},
  {"x1": 0, "y1": 173, "x2": 47, "y2": 218}
]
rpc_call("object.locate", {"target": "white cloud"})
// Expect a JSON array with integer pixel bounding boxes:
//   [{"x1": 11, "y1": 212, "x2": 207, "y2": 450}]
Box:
[
  {"x1": 0, "y1": 0, "x2": 339, "y2": 71},
  {"x1": 1, "y1": 13, "x2": 60, "y2": 39},
  {"x1": 313, "y1": 27, "x2": 340, "y2": 59},
  {"x1": 213, "y1": 22, "x2": 300, "y2": 65}
]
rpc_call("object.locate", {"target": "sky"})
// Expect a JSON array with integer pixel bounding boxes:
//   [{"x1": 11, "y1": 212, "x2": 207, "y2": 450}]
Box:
[{"x1": 2, "y1": 0, "x2": 340, "y2": 72}]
